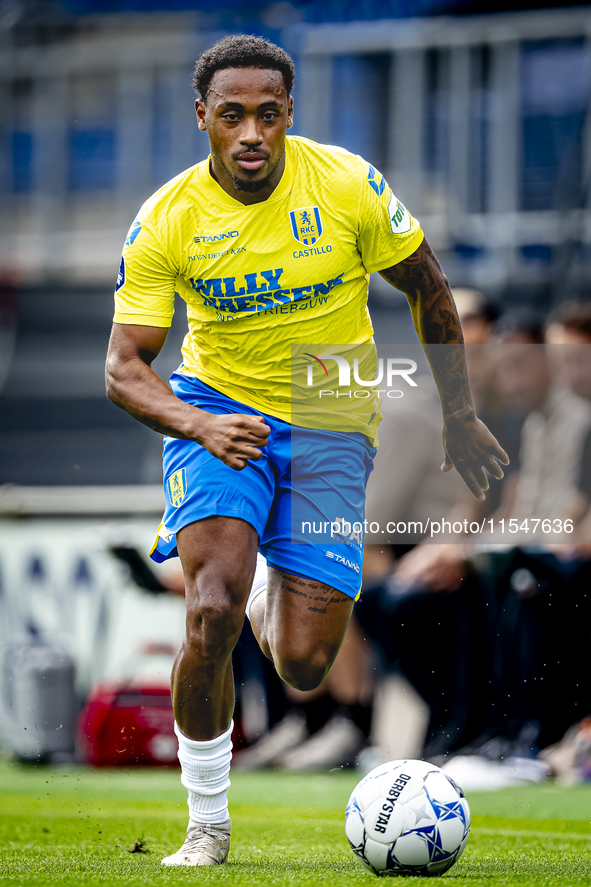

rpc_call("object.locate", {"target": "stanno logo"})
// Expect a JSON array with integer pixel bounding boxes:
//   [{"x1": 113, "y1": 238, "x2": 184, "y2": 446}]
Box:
[
  {"x1": 325, "y1": 551, "x2": 360, "y2": 573},
  {"x1": 290, "y1": 207, "x2": 323, "y2": 246},
  {"x1": 194, "y1": 230, "x2": 239, "y2": 244}
]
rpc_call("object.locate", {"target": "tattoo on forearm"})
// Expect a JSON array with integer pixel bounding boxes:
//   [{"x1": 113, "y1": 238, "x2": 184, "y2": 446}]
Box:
[{"x1": 379, "y1": 239, "x2": 473, "y2": 418}]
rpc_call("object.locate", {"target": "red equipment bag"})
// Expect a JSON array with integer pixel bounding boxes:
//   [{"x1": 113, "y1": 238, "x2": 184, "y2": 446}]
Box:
[{"x1": 78, "y1": 678, "x2": 178, "y2": 766}]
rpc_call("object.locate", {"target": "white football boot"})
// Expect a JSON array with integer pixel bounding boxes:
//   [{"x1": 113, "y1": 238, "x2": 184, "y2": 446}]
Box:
[{"x1": 161, "y1": 818, "x2": 231, "y2": 866}]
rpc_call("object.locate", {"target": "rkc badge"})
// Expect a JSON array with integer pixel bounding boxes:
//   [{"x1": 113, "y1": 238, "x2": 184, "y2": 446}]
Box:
[
  {"x1": 167, "y1": 468, "x2": 187, "y2": 508},
  {"x1": 289, "y1": 206, "x2": 323, "y2": 246}
]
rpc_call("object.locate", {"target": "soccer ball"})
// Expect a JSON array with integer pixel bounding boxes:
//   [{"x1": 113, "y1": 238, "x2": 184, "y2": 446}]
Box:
[{"x1": 345, "y1": 759, "x2": 470, "y2": 877}]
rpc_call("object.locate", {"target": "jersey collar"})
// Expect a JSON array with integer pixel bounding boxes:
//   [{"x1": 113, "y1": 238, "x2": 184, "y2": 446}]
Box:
[{"x1": 197, "y1": 137, "x2": 294, "y2": 209}]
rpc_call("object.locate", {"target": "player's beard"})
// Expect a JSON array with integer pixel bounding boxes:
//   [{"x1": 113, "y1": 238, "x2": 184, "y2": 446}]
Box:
[{"x1": 217, "y1": 151, "x2": 284, "y2": 193}]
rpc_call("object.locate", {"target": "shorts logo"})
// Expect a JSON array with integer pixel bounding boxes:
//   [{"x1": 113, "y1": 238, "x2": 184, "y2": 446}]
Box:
[
  {"x1": 325, "y1": 551, "x2": 360, "y2": 573},
  {"x1": 290, "y1": 206, "x2": 323, "y2": 246},
  {"x1": 167, "y1": 468, "x2": 187, "y2": 508},
  {"x1": 116, "y1": 256, "x2": 125, "y2": 291}
]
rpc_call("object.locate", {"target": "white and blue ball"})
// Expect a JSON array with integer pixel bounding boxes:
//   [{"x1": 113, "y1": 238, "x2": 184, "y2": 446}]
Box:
[{"x1": 345, "y1": 759, "x2": 470, "y2": 877}]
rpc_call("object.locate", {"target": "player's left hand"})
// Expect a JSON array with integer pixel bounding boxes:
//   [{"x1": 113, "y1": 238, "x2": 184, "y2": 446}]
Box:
[{"x1": 441, "y1": 413, "x2": 509, "y2": 500}]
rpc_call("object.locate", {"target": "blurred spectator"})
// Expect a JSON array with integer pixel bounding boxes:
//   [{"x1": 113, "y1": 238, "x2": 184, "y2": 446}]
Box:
[
  {"x1": 461, "y1": 308, "x2": 591, "y2": 757},
  {"x1": 545, "y1": 303, "x2": 591, "y2": 545},
  {"x1": 496, "y1": 342, "x2": 591, "y2": 525},
  {"x1": 359, "y1": 307, "x2": 591, "y2": 762},
  {"x1": 490, "y1": 309, "x2": 545, "y2": 345},
  {"x1": 357, "y1": 294, "x2": 504, "y2": 758},
  {"x1": 364, "y1": 383, "x2": 468, "y2": 547},
  {"x1": 488, "y1": 309, "x2": 591, "y2": 527},
  {"x1": 452, "y1": 288, "x2": 499, "y2": 345},
  {"x1": 545, "y1": 301, "x2": 591, "y2": 348}
]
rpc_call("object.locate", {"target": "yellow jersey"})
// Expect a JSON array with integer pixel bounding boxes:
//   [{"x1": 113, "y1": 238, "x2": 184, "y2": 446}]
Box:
[{"x1": 113, "y1": 135, "x2": 423, "y2": 444}]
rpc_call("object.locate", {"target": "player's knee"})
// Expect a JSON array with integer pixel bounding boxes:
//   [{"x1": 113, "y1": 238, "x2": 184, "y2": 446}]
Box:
[
  {"x1": 185, "y1": 593, "x2": 243, "y2": 659},
  {"x1": 275, "y1": 646, "x2": 332, "y2": 692}
]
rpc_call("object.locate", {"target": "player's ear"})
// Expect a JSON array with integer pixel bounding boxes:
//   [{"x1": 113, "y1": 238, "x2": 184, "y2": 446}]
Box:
[
  {"x1": 287, "y1": 95, "x2": 294, "y2": 129},
  {"x1": 196, "y1": 99, "x2": 207, "y2": 131}
]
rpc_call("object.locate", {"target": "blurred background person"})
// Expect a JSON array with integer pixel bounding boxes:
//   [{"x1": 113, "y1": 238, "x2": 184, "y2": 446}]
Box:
[
  {"x1": 493, "y1": 314, "x2": 591, "y2": 528},
  {"x1": 355, "y1": 290, "x2": 503, "y2": 761},
  {"x1": 460, "y1": 310, "x2": 591, "y2": 762}
]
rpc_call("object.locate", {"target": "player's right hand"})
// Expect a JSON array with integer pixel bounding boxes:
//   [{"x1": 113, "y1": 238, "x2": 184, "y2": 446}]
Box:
[{"x1": 198, "y1": 413, "x2": 270, "y2": 471}]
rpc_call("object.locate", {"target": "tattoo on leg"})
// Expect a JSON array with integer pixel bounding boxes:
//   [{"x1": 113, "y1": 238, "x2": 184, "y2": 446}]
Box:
[
  {"x1": 285, "y1": 583, "x2": 309, "y2": 599},
  {"x1": 282, "y1": 576, "x2": 351, "y2": 614}
]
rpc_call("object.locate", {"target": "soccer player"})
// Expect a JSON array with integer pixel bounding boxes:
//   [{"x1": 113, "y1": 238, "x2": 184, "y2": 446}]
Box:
[{"x1": 105, "y1": 35, "x2": 508, "y2": 866}]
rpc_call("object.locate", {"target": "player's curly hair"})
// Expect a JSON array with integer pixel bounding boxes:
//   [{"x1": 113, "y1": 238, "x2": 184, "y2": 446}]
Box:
[{"x1": 192, "y1": 35, "x2": 295, "y2": 102}]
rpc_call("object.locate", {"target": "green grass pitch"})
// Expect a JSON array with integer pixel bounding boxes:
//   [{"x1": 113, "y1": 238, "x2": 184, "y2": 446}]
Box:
[{"x1": 1, "y1": 757, "x2": 591, "y2": 885}]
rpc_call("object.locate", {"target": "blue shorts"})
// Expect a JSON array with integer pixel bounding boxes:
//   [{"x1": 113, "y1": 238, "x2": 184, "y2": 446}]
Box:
[{"x1": 150, "y1": 372, "x2": 376, "y2": 599}]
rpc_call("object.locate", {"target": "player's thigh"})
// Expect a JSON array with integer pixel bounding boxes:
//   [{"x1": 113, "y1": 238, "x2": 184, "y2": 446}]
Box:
[
  {"x1": 177, "y1": 515, "x2": 260, "y2": 607},
  {"x1": 164, "y1": 433, "x2": 272, "y2": 623},
  {"x1": 264, "y1": 567, "x2": 354, "y2": 686}
]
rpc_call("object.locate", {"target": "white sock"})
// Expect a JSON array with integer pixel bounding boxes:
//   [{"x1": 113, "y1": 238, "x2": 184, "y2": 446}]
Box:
[
  {"x1": 175, "y1": 720, "x2": 233, "y2": 824},
  {"x1": 245, "y1": 552, "x2": 267, "y2": 622}
]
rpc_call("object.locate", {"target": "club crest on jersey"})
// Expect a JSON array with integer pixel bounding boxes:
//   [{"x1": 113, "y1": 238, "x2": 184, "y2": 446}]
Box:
[
  {"x1": 289, "y1": 206, "x2": 323, "y2": 246},
  {"x1": 167, "y1": 468, "x2": 187, "y2": 508}
]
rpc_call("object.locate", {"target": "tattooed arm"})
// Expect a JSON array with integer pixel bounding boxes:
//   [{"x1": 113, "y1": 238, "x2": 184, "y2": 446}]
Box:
[
  {"x1": 379, "y1": 238, "x2": 508, "y2": 499},
  {"x1": 380, "y1": 239, "x2": 467, "y2": 409}
]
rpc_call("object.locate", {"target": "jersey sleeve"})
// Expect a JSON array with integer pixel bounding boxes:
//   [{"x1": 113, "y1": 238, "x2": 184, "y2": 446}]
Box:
[
  {"x1": 356, "y1": 157, "x2": 424, "y2": 274},
  {"x1": 113, "y1": 215, "x2": 178, "y2": 328}
]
